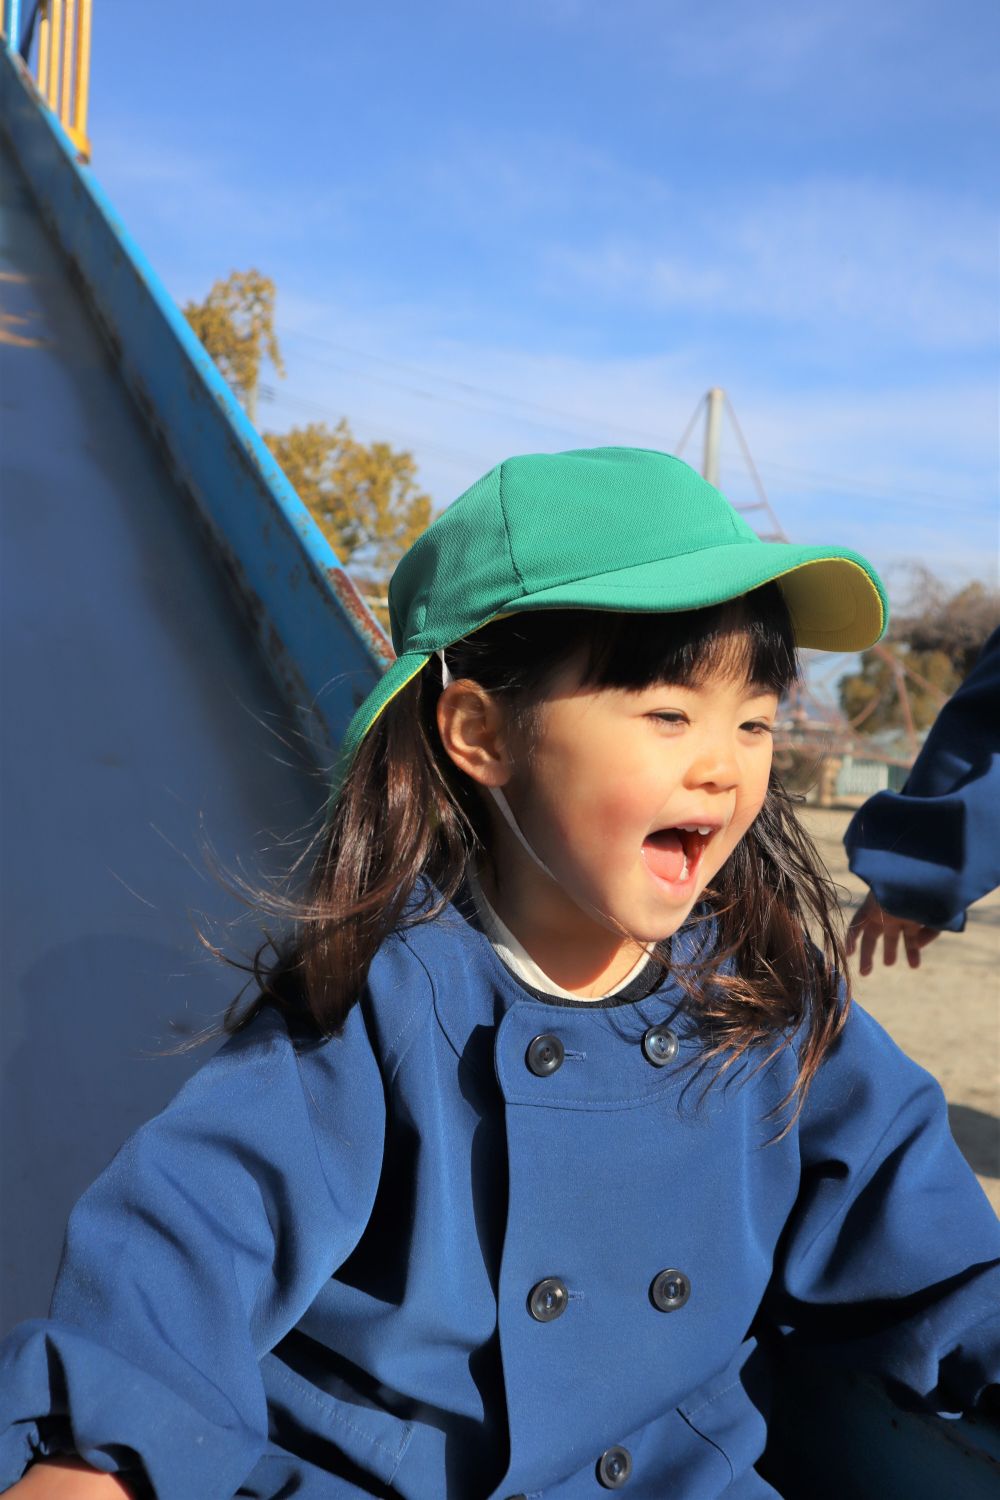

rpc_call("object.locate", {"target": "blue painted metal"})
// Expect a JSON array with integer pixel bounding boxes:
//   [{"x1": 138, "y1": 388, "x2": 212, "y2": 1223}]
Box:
[
  {"x1": 0, "y1": 43, "x2": 392, "y2": 778},
  {"x1": 0, "y1": 127, "x2": 330, "y2": 1327},
  {"x1": 0, "y1": 38, "x2": 390, "y2": 1329},
  {"x1": 4, "y1": 2, "x2": 22, "y2": 53}
]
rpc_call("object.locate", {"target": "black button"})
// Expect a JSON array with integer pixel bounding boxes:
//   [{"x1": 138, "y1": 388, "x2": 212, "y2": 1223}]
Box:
[
  {"x1": 642, "y1": 1023, "x2": 678, "y2": 1066},
  {"x1": 597, "y1": 1445, "x2": 632, "y2": 1488},
  {"x1": 528, "y1": 1276, "x2": 568, "y2": 1321},
  {"x1": 650, "y1": 1267, "x2": 690, "y2": 1312},
  {"x1": 526, "y1": 1032, "x2": 565, "y2": 1076}
]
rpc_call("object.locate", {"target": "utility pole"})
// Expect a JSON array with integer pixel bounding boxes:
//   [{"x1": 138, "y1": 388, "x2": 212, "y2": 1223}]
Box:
[{"x1": 702, "y1": 386, "x2": 724, "y2": 486}]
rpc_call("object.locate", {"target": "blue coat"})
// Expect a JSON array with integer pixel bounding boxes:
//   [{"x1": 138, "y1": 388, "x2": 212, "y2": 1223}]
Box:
[
  {"x1": 1, "y1": 889, "x2": 999, "y2": 1498},
  {"x1": 844, "y1": 625, "x2": 1000, "y2": 930}
]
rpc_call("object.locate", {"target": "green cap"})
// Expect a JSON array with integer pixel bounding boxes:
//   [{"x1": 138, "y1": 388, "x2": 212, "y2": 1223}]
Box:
[{"x1": 339, "y1": 446, "x2": 887, "y2": 770}]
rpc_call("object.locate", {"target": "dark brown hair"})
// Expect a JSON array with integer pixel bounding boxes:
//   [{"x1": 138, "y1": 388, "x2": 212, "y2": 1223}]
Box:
[{"x1": 218, "y1": 584, "x2": 851, "y2": 1129}]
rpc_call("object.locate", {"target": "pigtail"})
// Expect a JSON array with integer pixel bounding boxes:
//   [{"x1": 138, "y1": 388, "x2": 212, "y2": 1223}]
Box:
[{"x1": 219, "y1": 668, "x2": 479, "y2": 1039}]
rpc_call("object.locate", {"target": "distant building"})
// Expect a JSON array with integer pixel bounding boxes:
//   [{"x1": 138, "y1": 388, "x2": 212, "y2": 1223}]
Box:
[{"x1": 834, "y1": 727, "x2": 926, "y2": 800}]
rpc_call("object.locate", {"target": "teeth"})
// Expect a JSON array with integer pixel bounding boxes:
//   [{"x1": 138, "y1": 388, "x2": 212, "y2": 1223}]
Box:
[{"x1": 674, "y1": 824, "x2": 713, "y2": 836}]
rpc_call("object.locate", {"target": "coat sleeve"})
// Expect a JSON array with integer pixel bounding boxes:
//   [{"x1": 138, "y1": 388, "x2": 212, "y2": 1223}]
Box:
[
  {"x1": 763, "y1": 999, "x2": 1000, "y2": 1413},
  {"x1": 843, "y1": 625, "x2": 1000, "y2": 930},
  {"x1": 0, "y1": 1005, "x2": 386, "y2": 1499}
]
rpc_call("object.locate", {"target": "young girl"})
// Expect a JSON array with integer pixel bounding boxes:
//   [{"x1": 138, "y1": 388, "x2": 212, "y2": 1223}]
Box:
[{"x1": 2, "y1": 447, "x2": 998, "y2": 1499}]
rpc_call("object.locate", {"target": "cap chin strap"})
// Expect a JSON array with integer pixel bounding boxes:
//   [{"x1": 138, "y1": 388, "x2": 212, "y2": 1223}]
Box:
[{"x1": 437, "y1": 649, "x2": 559, "y2": 883}]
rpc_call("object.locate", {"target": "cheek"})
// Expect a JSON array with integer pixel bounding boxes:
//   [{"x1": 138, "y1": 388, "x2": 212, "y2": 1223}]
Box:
[
  {"x1": 532, "y1": 745, "x2": 653, "y2": 854},
  {"x1": 706, "y1": 758, "x2": 771, "y2": 875},
  {"x1": 582, "y1": 749, "x2": 666, "y2": 839},
  {"x1": 731, "y1": 756, "x2": 772, "y2": 839}
]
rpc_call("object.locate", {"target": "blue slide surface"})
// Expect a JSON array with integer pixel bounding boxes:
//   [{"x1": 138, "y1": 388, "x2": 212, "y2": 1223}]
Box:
[{"x1": 0, "y1": 129, "x2": 331, "y2": 1326}]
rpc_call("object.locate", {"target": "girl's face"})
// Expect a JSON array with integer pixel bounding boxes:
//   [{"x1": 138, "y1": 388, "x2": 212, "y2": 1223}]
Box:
[{"x1": 491, "y1": 656, "x2": 779, "y2": 946}]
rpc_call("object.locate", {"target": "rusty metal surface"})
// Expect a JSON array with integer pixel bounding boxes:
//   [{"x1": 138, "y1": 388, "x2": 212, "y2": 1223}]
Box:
[{"x1": 326, "y1": 565, "x2": 395, "y2": 666}]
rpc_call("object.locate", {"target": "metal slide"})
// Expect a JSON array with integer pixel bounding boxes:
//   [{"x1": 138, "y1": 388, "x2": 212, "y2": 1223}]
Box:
[{"x1": 0, "y1": 47, "x2": 388, "y2": 1325}]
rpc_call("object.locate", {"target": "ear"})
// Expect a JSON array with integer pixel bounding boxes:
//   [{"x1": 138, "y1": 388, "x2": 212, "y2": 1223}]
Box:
[{"x1": 436, "y1": 680, "x2": 514, "y2": 787}]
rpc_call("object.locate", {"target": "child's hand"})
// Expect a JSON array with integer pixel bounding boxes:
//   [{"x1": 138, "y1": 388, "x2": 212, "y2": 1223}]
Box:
[
  {"x1": 5, "y1": 1458, "x2": 136, "y2": 1497},
  {"x1": 846, "y1": 891, "x2": 942, "y2": 975}
]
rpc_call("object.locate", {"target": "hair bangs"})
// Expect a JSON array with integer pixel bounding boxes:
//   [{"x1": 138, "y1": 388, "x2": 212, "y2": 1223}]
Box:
[{"x1": 575, "y1": 582, "x2": 799, "y2": 699}]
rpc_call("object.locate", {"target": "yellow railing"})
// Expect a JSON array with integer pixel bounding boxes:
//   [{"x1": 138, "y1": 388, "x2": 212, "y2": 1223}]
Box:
[{"x1": 35, "y1": 0, "x2": 92, "y2": 159}]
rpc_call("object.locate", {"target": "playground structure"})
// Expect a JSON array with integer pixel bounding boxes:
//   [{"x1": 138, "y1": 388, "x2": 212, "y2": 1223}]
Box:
[
  {"x1": 4, "y1": 0, "x2": 91, "y2": 155},
  {"x1": 1, "y1": 11, "x2": 998, "y2": 1495},
  {"x1": 0, "y1": 11, "x2": 389, "y2": 1332}
]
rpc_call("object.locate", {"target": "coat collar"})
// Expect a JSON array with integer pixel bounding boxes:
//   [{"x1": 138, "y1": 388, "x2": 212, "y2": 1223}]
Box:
[{"x1": 397, "y1": 879, "x2": 714, "y2": 1107}]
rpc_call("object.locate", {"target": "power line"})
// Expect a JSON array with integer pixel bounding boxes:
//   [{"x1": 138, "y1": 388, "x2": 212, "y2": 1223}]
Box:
[
  {"x1": 275, "y1": 347, "x2": 617, "y2": 446},
  {"x1": 271, "y1": 333, "x2": 988, "y2": 517},
  {"x1": 276, "y1": 331, "x2": 990, "y2": 513},
  {"x1": 259, "y1": 385, "x2": 494, "y2": 472},
  {"x1": 715, "y1": 444, "x2": 986, "y2": 513},
  {"x1": 278, "y1": 325, "x2": 673, "y2": 448}
]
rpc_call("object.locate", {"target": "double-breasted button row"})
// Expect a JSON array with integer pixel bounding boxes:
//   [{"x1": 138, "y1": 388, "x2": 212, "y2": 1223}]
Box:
[
  {"x1": 527, "y1": 1269, "x2": 690, "y2": 1321},
  {"x1": 525, "y1": 1025, "x2": 679, "y2": 1076}
]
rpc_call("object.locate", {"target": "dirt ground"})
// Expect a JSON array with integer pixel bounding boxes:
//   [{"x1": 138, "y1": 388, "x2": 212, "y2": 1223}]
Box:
[{"x1": 801, "y1": 806, "x2": 1000, "y2": 1215}]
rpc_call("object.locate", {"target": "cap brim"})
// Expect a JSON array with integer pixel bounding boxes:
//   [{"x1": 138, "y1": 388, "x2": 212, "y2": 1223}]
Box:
[
  {"x1": 333, "y1": 543, "x2": 886, "y2": 792},
  {"x1": 510, "y1": 543, "x2": 887, "y2": 652},
  {"x1": 334, "y1": 650, "x2": 430, "y2": 790}
]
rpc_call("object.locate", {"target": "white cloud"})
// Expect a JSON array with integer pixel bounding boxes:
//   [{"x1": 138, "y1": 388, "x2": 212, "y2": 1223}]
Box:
[
  {"x1": 264, "y1": 295, "x2": 997, "y2": 591},
  {"x1": 549, "y1": 176, "x2": 997, "y2": 353}
]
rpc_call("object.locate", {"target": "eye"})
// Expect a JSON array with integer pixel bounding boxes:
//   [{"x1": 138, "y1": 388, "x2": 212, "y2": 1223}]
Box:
[
  {"x1": 741, "y1": 720, "x2": 773, "y2": 736},
  {"x1": 650, "y1": 711, "x2": 688, "y2": 728}
]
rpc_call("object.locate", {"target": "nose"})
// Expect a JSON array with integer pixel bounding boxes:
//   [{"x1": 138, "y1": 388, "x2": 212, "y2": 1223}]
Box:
[{"x1": 683, "y1": 737, "x2": 740, "y2": 792}]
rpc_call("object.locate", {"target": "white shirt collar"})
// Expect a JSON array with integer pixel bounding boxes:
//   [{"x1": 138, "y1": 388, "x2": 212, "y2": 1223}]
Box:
[{"x1": 465, "y1": 866, "x2": 654, "y2": 1002}]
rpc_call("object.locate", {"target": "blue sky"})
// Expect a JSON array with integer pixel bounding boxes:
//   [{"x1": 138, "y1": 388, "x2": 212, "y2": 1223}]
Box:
[{"x1": 86, "y1": 0, "x2": 997, "y2": 600}]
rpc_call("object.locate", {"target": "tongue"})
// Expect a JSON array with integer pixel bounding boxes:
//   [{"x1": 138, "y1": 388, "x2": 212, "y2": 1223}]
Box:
[{"x1": 642, "y1": 830, "x2": 686, "y2": 883}]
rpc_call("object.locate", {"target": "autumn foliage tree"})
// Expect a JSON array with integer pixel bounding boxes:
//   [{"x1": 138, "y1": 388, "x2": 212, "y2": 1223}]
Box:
[
  {"x1": 183, "y1": 270, "x2": 284, "y2": 421},
  {"x1": 264, "y1": 420, "x2": 432, "y2": 624},
  {"x1": 839, "y1": 571, "x2": 1000, "y2": 734},
  {"x1": 184, "y1": 272, "x2": 433, "y2": 627}
]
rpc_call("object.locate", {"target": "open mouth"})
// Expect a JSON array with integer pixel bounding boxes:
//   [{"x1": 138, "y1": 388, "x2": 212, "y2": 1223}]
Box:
[{"x1": 641, "y1": 824, "x2": 715, "y2": 887}]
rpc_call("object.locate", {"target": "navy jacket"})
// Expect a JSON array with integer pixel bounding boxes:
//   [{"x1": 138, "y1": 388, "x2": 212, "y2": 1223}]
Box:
[
  {"x1": 1, "y1": 891, "x2": 999, "y2": 1498},
  {"x1": 844, "y1": 625, "x2": 1000, "y2": 930}
]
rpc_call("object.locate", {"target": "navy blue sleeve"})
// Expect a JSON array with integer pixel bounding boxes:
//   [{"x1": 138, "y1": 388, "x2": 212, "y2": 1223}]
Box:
[
  {"x1": 844, "y1": 625, "x2": 1000, "y2": 930},
  {"x1": 766, "y1": 1001, "x2": 1000, "y2": 1412},
  {"x1": 0, "y1": 1007, "x2": 386, "y2": 1498}
]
